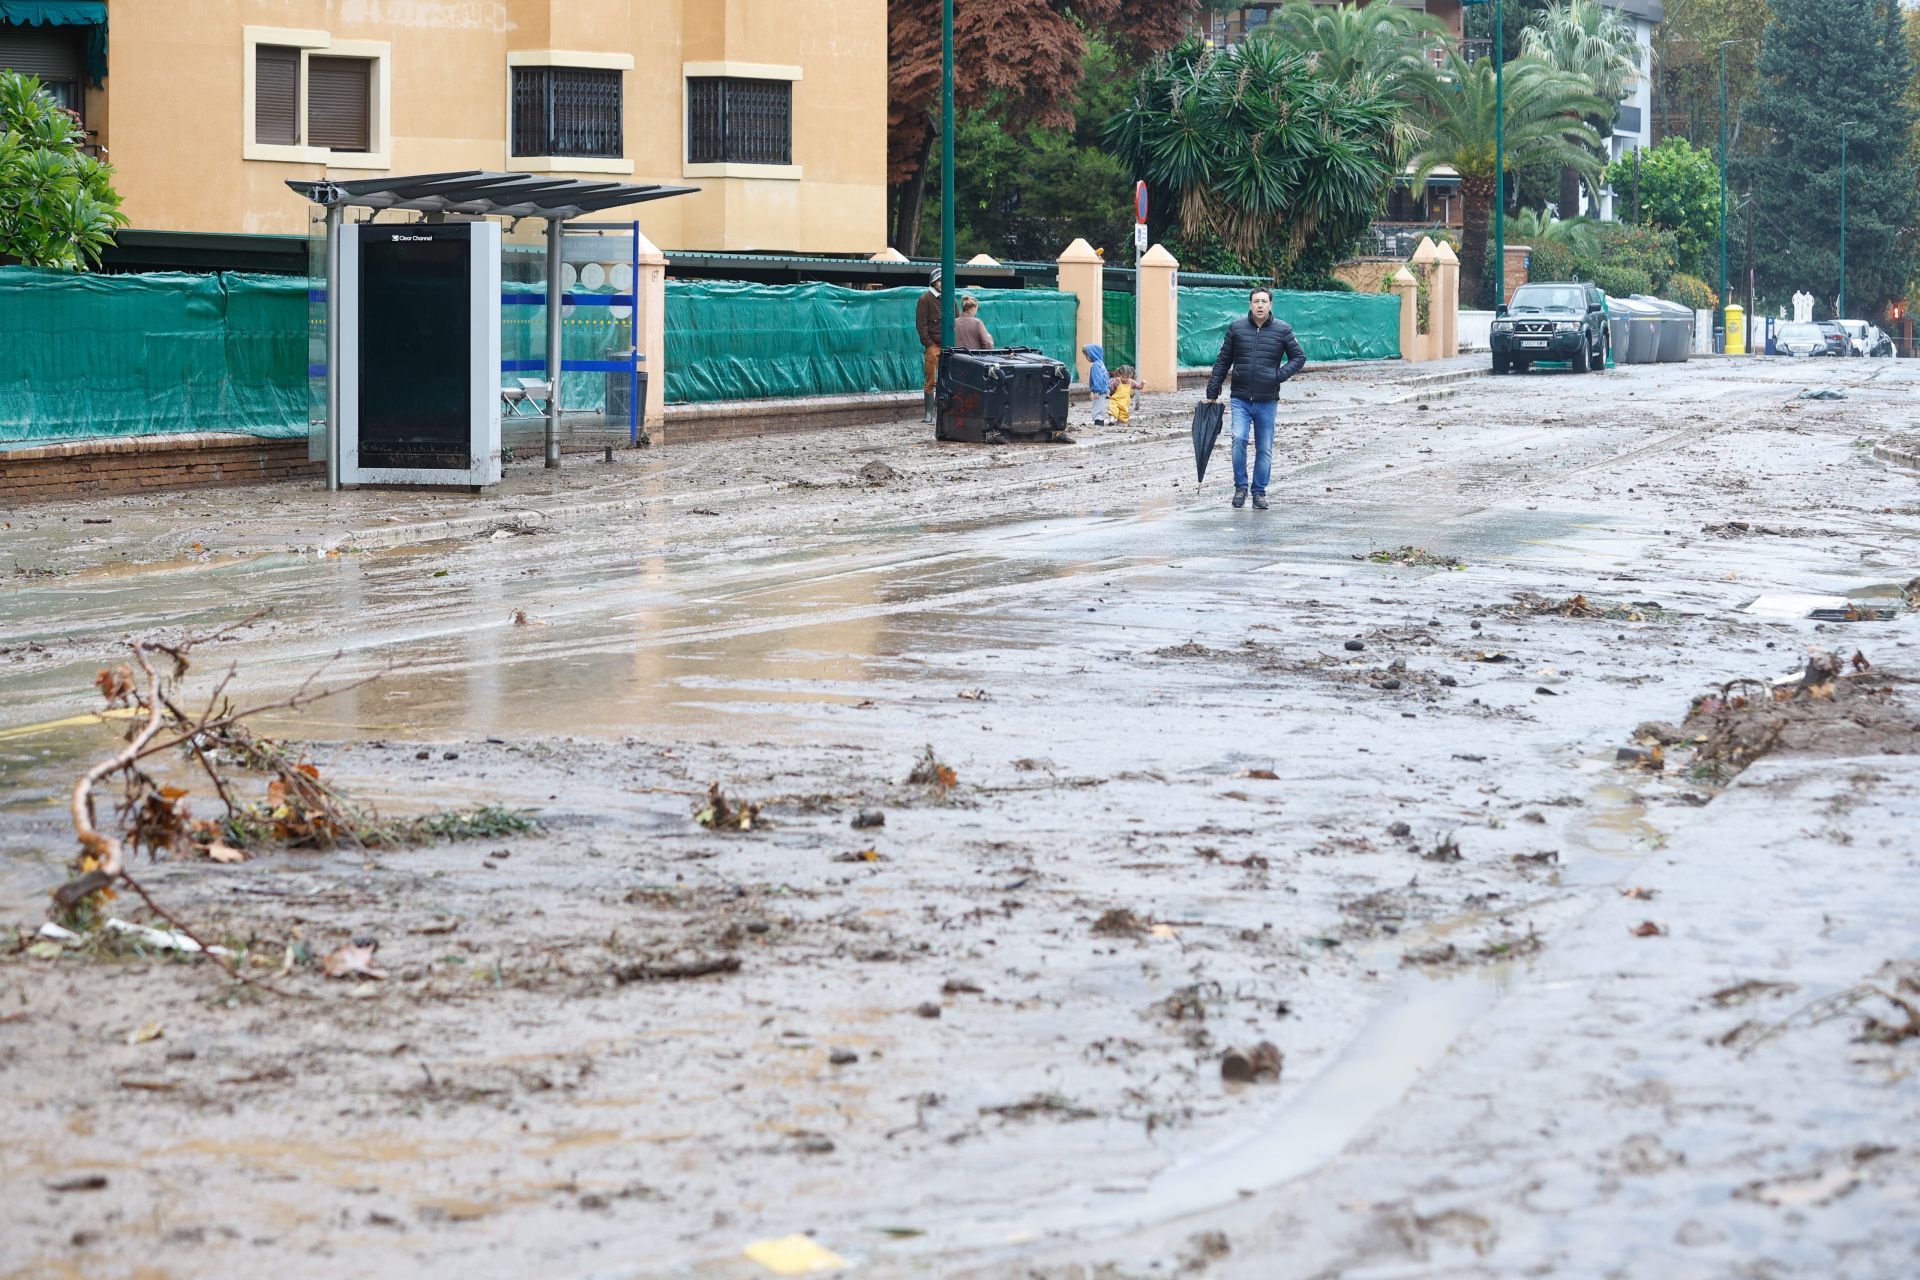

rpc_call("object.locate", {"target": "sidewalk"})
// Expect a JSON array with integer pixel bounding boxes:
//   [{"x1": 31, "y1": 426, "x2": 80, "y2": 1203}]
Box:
[{"x1": 1, "y1": 358, "x2": 1481, "y2": 576}]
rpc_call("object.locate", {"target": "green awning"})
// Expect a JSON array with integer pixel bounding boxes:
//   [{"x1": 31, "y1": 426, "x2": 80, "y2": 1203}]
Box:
[{"x1": 0, "y1": 1, "x2": 106, "y2": 85}]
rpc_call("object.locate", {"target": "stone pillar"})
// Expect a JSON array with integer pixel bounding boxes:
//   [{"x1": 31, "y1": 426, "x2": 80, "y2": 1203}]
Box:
[
  {"x1": 1432, "y1": 240, "x2": 1460, "y2": 358},
  {"x1": 1392, "y1": 267, "x2": 1419, "y2": 363},
  {"x1": 633, "y1": 228, "x2": 669, "y2": 440},
  {"x1": 1056, "y1": 238, "x2": 1104, "y2": 384},
  {"x1": 1408, "y1": 237, "x2": 1440, "y2": 363},
  {"x1": 1136, "y1": 243, "x2": 1180, "y2": 392}
]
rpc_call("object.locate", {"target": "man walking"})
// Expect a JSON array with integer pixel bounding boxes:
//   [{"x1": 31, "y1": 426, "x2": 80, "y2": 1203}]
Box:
[
  {"x1": 1205, "y1": 287, "x2": 1307, "y2": 510},
  {"x1": 915, "y1": 268, "x2": 943, "y2": 424}
]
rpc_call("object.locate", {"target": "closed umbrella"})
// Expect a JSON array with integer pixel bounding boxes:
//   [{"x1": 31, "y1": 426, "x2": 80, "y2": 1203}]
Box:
[{"x1": 1191, "y1": 401, "x2": 1225, "y2": 482}]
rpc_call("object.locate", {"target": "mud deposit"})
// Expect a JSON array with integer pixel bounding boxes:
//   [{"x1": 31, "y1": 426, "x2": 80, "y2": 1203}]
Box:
[{"x1": 3, "y1": 358, "x2": 1919, "y2": 1278}]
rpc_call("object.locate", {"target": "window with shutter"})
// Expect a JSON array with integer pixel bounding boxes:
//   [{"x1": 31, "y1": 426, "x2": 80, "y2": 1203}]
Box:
[
  {"x1": 0, "y1": 20, "x2": 84, "y2": 115},
  {"x1": 511, "y1": 66, "x2": 622, "y2": 158},
  {"x1": 307, "y1": 55, "x2": 372, "y2": 152},
  {"x1": 255, "y1": 45, "x2": 299, "y2": 145},
  {"x1": 686, "y1": 77, "x2": 791, "y2": 166}
]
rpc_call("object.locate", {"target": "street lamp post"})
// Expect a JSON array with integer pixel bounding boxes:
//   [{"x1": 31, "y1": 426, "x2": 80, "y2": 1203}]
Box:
[
  {"x1": 939, "y1": 0, "x2": 956, "y2": 350},
  {"x1": 1493, "y1": 0, "x2": 1505, "y2": 309},
  {"x1": 1839, "y1": 121, "x2": 1858, "y2": 320},
  {"x1": 1716, "y1": 39, "x2": 1750, "y2": 352},
  {"x1": 1462, "y1": 0, "x2": 1504, "y2": 306}
]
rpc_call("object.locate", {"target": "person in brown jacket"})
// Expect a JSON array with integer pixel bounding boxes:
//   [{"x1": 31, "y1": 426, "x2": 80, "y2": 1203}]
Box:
[
  {"x1": 954, "y1": 295, "x2": 993, "y2": 350},
  {"x1": 914, "y1": 268, "x2": 942, "y2": 423}
]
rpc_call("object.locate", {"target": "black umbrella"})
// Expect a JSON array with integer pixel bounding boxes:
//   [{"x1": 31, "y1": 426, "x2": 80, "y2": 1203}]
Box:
[{"x1": 1191, "y1": 400, "x2": 1225, "y2": 482}]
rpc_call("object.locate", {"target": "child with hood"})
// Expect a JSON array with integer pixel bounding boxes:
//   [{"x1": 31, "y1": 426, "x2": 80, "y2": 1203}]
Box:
[{"x1": 1083, "y1": 343, "x2": 1111, "y2": 425}]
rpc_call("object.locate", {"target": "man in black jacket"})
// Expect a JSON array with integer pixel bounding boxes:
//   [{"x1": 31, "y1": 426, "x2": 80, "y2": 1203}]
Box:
[{"x1": 1205, "y1": 287, "x2": 1308, "y2": 509}]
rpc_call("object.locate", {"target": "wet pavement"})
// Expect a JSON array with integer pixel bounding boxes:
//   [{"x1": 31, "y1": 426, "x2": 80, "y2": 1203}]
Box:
[{"x1": 1, "y1": 355, "x2": 1917, "y2": 1279}]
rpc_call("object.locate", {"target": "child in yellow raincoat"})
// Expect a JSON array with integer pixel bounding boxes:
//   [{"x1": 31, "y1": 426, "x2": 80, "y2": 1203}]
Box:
[{"x1": 1108, "y1": 366, "x2": 1137, "y2": 423}]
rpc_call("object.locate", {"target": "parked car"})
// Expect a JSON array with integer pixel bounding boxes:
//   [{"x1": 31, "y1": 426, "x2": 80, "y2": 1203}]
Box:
[
  {"x1": 1489, "y1": 281, "x2": 1611, "y2": 374},
  {"x1": 1775, "y1": 322, "x2": 1829, "y2": 357},
  {"x1": 1816, "y1": 321, "x2": 1853, "y2": 356},
  {"x1": 1837, "y1": 319, "x2": 1897, "y2": 357}
]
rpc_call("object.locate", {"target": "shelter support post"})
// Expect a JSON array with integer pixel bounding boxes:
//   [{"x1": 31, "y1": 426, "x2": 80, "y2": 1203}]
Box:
[
  {"x1": 325, "y1": 205, "x2": 342, "y2": 492},
  {"x1": 546, "y1": 217, "x2": 565, "y2": 468},
  {"x1": 632, "y1": 227, "x2": 669, "y2": 441}
]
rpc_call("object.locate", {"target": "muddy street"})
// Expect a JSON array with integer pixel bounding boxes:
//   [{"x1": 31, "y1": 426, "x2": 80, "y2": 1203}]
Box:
[{"x1": 3, "y1": 356, "x2": 1917, "y2": 1279}]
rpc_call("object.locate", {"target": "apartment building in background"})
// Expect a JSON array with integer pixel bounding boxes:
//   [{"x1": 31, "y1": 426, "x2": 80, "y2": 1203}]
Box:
[{"x1": 0, "y1": 1, "x2": 888, "y2": 269}]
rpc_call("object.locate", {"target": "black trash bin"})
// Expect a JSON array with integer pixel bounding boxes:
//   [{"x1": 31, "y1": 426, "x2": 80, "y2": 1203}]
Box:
[{"x1": 935, "y1": 347, "x2": 1071, "y2": 444}]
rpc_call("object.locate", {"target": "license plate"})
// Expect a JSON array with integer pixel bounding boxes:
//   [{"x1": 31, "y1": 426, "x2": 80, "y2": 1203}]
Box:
[{"x1": 1520, "y1": 339, "x2": 1547, "y2": 348}]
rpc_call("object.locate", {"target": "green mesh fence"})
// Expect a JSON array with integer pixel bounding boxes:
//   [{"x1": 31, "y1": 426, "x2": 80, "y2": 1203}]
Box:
[
  {"x1": 0, "y1": 267, "x2": 308, "y2": 448},
  {"x1": 1178, "y1": 287, "x2": 1400, "y2": 367},
  {"x1": 1101, "y1": 291, "x2": 1136, "y2": 371},
  {"x1": 663, "y1": 281, "x2": 1078, "y2": 403}
]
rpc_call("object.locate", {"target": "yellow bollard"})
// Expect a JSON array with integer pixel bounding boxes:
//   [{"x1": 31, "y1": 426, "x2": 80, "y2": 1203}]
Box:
[{"x1": 1724, "y1": 303, "x2": 1746, "y2": 355}]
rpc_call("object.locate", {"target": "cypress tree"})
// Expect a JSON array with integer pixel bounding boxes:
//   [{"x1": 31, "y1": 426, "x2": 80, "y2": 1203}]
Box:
[{"x1": 1736, "y1": 0, "x2": 1918, "y2": 319}]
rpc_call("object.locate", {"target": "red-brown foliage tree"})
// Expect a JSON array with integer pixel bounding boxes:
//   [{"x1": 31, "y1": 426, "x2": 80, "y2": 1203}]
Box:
[{"x1": 887, "y1": 0, "x2": 1198, "y2": 254}]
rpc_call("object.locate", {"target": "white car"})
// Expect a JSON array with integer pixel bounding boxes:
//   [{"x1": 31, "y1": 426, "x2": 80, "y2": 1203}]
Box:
[{"x1": 1836, "y1": 319, "x2": 1872, "y2": 356}]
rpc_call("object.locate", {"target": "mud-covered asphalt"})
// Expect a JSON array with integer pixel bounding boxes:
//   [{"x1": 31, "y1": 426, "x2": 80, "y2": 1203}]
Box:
[{"x1": 2, "y1": 356, "x2": 1917, "y2": 1279}]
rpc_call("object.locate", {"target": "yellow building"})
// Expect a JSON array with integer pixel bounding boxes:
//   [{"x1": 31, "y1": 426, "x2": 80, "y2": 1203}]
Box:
[{"x1": 1, "y1": 0, "x2": 887, "y2": 259}]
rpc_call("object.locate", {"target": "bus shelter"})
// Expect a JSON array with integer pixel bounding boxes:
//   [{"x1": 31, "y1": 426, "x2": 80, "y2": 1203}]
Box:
[{"x1": 290, "y1": 171, "x2": 695, "y2": 490}]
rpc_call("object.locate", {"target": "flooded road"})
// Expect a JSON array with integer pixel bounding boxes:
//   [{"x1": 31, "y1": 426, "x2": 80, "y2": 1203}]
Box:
[{"x1": 3, "y1": 357, "x2": 1917, "y2": 1278}]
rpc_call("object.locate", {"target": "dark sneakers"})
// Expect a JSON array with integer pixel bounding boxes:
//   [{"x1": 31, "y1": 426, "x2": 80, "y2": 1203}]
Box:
[
  {"x1": 1252, "y1": 493, "x2": 1270, "y2": 510},
  {"x1": 1232, "y1": 487, "x2": 1248, "y2": 508}
]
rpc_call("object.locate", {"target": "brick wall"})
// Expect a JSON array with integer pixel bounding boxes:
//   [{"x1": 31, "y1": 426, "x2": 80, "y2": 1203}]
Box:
[{"x1": 0, "y1": 434, "x2": 324, "y2": 504}]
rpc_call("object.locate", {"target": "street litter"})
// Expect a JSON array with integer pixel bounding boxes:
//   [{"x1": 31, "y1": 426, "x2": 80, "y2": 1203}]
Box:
[
  {"x1": 696, "y1": 782, "x2": 761, "y2": 831},
  {"x1": 1796, "y1": 388, "x2": 1847, "y2": 401},
  {"x1": 40, "y1": 918, "x2": 235, "y2": 957},
  {"x1": 322, "y1": 940, "x2": 388, "y2": 980},
  {"x1": 1220, "y1": 1041, "x2": 1282, "y2": 1083},
  {"x1": 741, "y1": 1233, "x2": 846, "y2": 1276}
]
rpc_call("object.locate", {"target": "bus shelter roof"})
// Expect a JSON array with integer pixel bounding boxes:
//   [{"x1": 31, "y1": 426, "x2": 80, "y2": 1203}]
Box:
[{"x1": 286, "y1": 170, "x2": 698, "y2": 220}]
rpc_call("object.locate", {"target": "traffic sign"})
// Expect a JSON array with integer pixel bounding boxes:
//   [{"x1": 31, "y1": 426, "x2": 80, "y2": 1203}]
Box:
[
  {"x1": 1134, "y1": 223, "x2": 1149, "y2": 253},
  {"x1": 1135, "y1": 181, "x2": 1149, "y2": 225}
]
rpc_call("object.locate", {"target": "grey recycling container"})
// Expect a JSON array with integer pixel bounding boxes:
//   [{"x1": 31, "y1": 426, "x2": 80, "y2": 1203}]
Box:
[
  {"x1": 1607, "y1": 297, "x2": 1659, "y2": 364},
  {"x1": 1640, "y1": 297, "x2": 1695, "y2": 362}
]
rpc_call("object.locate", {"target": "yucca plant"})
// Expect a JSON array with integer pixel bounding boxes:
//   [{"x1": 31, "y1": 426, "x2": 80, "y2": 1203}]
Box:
[{"x1": 1104, "y1": 37, "x2": 1401, "y2": 272}]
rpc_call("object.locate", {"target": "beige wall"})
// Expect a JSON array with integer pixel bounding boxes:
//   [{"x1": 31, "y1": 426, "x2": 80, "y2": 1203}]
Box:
[{"x1": 97, "y1": 0, "x2": 887, "y2": 253}]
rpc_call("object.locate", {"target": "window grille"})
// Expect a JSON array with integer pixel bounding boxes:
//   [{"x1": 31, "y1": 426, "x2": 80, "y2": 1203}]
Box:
[
  {"x1": 512, "y1": 66, "x2": 623, "y2": 158},
  {"x1": 686, "y1": 76, "x2": 792, "y2": 166}
]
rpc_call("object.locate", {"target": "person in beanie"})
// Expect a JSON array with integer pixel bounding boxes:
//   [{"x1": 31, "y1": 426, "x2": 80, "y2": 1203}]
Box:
[
  {"x1": 1205, "y1": 287, "x2": 1306, "y2": 510},
  {"x1": 915, "y1": 269, "x2": 943, "y2": 424}
]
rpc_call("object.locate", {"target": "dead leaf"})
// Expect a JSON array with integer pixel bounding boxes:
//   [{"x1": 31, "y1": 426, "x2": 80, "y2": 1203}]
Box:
[
  {"x1": 1620, "y1": 886, "x2": 1657, "y2": 900},
  {"x1": 1238, "y1": 768, "x2": 1280, "y2": 780},
  {"x1": 322, "y1": 941, "x2": 388, "y2": 980},
  {"x1": 125, "y1": 1022, "x2": 163, "y2": 1045},
  {"x1": 1629, "y1": 920, "x2": 1666, "y2": 938},
  {"x1": 205, "y1": 841, "x2": 248, "y2": 864}
]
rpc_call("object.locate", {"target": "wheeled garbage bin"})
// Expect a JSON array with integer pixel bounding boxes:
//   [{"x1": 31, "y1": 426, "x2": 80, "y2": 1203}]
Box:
[
  {"x1": 936, "y1": 347, "x2": 1072, "y2": 444},
  {"x1": 1642, "y1": 297, "x2": 1695, "y2": 362},
  {"x1": 1609, "y1": 297, "x2": 1661, "y2": 364}
]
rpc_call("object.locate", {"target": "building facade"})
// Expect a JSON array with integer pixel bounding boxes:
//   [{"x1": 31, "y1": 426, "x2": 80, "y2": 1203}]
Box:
[{"x1": 0, "y1": 0, "x2": 888, "y2": 257}]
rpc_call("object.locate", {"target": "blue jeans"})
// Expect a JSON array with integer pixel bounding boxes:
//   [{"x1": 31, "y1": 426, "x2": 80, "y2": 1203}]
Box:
[{"x1": 1230, "y1": 398, "x2": 1276, "y2": 495}]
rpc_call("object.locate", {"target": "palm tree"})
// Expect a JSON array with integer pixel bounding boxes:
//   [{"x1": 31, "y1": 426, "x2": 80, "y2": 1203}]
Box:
[
  {"x1": 1261, "y1": 2, "x2": 1448, "y2": 103},
  {"x1": 1520, "y1": 0, "x2": 1644, "y2": 214},
  {"x1": 1105, "y1": 37, "x2": 1401, "y2": 272},
  {"x1": 1406, "y1": 54, "x2": 1607, "y2": 306}
]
